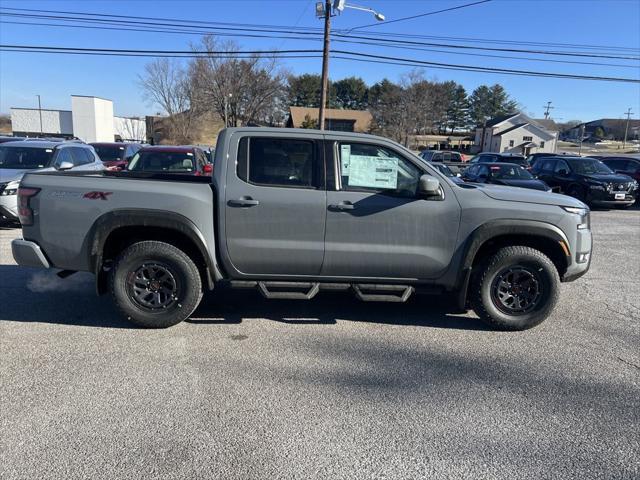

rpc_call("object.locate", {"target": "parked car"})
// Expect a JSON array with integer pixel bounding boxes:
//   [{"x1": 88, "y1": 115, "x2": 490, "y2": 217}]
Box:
[
  {"x1": 419, "y1": 150, "x2": 465, "y2": 163},
  {"x1": 0, "y1": 140, "x2": 104, "y2": 222},
  {"x1": 526, "y1": 153, "x2": 582, "y2": 168},
  {"x1": 468, "y1": 152, "x2": 529, "y2": 168},
  {"x1": 91, "y1": 142, "x2": 142, "y2": 170},
  {"x1": 429, "y1": 162, "x2": 465, "y2": 184},
  {"x1": 596, "y1": 156, "x2": 640, "y2": 199},
  {"x1": 13, "y1": 128, "x2": 592, "y2": 331},
  {"x1": 462, "y1": 163, "x2": 552, "y2": 192},
  {"x1": 127, "y1": 145, "x2": 212, "y2": 176},
  {"x1": 531, "y1": 156, "x2": 638, "y2": 208}
]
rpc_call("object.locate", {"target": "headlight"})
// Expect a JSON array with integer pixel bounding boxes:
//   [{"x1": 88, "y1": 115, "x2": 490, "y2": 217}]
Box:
[
  {"x1": 0, "y1": 181, "x2": 20, "y2": 196},
  {"x1": 587, "y1": 181, "x2": 604, "y2": 190},
  {"x1": 562, "y1": 206, "x2": 590, "y2": 229},
  {"x1": 632, "y1": 180, "x2": 639, "y2": 191}
]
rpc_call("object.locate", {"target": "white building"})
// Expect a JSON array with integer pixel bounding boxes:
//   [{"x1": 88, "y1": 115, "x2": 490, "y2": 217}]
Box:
[
  {"x1": 474, "y1": 112, "x2": 558, "y2": 156},
  {"x1": 10, "y1": 95, "x2": 146, "y2": 142}
]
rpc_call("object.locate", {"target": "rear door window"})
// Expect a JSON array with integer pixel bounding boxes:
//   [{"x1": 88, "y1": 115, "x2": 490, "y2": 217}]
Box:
[
  {"x1": 70, "y1": 147, "x2": 92, "y2": 166},
  {"x1": 237, "y1": 137, "x2": 319, "y2": 188}
]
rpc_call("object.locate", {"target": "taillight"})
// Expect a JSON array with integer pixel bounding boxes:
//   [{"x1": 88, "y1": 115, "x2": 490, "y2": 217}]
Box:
[
  {"x1": 17, "y1": 187, "x2": 40, "y2": 226},
  {"x1": 203, "y1": 164, "x2": 213, "y2": 175}
]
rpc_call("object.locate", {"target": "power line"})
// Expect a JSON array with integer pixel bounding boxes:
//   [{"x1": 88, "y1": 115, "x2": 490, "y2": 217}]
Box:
[
  {"x1": 0, "y1": 7, "x2": 640, "y2": 52},
  {"x1": 2, "y1": 44, "x2": 638, "y2": 83},
  {"x1": 2, "y1": 11, "x2": 639, "y2": 61},
  {"x1": 2, "y1": 19, "x2": 636, "y2": 69},
  {"x1": 348, "y1": 0, "x2": 493, "y2": 31}
]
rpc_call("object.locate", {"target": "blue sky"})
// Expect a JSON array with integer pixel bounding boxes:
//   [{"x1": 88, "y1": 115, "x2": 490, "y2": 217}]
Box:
[{"x1": 0, "y1": 0, "x2": 638, "y2": 122}]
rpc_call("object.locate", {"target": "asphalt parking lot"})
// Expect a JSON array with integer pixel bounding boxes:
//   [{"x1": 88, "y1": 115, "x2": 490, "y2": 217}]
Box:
[{"x1": 1, "y1": 208, "x2": 639, "y2": 480}]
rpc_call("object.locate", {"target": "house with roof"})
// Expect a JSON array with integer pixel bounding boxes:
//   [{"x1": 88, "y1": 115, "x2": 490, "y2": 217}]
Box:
[
  {"x1": 474, "y1": 112, "x2": 558, "y2": 156},
  {"x1": 286, "y1": 106, "x2": 372, "y2": 132}
]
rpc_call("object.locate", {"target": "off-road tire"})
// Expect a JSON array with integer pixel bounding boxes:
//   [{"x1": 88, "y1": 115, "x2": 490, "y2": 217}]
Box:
[
  {"x1": 110, "y1": 241, "x2": 203, "y2": 328},
  {"x1": 471, "y1": 246, "x2": 560, "y2": 331}
]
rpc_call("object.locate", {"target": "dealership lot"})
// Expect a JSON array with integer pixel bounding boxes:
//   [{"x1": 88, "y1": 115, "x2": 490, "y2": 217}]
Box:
[{"x1": 0, "y1": 208, "x2": 639, "y2": 480}]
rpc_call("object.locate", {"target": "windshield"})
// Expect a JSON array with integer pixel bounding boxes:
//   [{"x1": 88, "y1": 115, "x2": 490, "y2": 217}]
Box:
[
  {"x1": 567, "y1": 158, "x2": 613, "y2": 175},
  {"x1": 490, "y1": 165, "x2": 534, "y2": 179},
  {"x1": 433, "y1": 163, "x2": 454, "y2": 177},
  {"x1": 128, "y1": 151, "x2": 195, "y2": 172},
  {"x1": 0, "y1": 146, "x2": 54, "y2": 169},
  {"x1": 93, "y1": 145, "x2": 125, "y2": 162}
]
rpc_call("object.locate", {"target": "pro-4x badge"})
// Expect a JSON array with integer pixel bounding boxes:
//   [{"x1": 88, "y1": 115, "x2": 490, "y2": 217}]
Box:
[{"x1": 83, "y1": 191, "x2": 113, "y2": 200}]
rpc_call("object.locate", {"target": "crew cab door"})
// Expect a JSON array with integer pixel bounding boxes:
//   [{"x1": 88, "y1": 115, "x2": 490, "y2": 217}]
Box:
[
  {"x1": 322, "y1": 139, "x2": 461, "y2": 279},
  {"x1": 223, "y1": 133, "x2": 326, "y2": 276}
]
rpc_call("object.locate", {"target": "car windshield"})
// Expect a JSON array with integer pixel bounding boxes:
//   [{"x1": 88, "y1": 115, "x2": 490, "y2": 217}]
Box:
[
  {"x1": 434, "y1": 163, "x2": 454, "y2": 177},
  {"x1": 128, "y1": 151, "x2": 195, "y2": 172},
  {"x1": 93, "y1": 145, "x2": 125, "y2": 162},
  {"x1": 490, "y1": 165, "x2": 534, "y2": 179},
  {"x1": 567, "y1": 158, "x2": 613, "y2": 175},
  {"x1": 0, "y1": 146, "x2": 54, "y2": 169}
]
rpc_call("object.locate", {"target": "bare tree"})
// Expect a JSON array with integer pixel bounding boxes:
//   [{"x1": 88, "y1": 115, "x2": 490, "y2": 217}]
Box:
[
  {"x1": 139, "y1": 58, "x2": 198, "y2": 143},
  {"x1": 189, "y1": 36, "x2": 286, "y2": 127}
]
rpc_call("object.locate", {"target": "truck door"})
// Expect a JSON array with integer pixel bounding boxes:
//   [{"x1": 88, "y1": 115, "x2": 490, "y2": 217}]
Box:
[
  {"x1": 322, "y1": 140, "x2": 461, "y2": 279},
  {"x1": 223, "y1": 133, "x2": 326, "y2": 276}
]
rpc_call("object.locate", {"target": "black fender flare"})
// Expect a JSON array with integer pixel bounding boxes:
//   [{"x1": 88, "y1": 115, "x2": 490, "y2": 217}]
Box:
[
  {"x1": 455, "y1": 219, "x2": 571, "y2": 308},
  {"x1": 86, "y1": 209, "x2": 222, "y2": 293}
]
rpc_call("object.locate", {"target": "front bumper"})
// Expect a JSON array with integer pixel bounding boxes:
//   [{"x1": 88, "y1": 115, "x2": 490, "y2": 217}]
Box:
[
  {"x1": 12, "y1": 239, "x2": 51, "y2": 269},
  {"x1": 562, "y1": 225, "x2": 592, "y2": 283},
  {"x1": 587, "y1": 189, "x2": 636, "y2": 206}
]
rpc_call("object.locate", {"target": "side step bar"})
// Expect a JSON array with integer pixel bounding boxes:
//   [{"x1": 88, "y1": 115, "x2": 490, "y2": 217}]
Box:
[
  {"x1": 229, "y1": 280, "x2": 414, "y2": 303},
  {"x1": 353, "y1": 284, "x2": 414, "y2": 303}
]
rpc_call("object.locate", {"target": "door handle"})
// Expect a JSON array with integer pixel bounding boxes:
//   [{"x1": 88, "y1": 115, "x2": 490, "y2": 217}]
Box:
[
  {"x1": 228, "y1": 197, "x2": 260, "y2": 207},
  {"x1": 329, "y1": 201, "x2": 355, "y2": 211}
]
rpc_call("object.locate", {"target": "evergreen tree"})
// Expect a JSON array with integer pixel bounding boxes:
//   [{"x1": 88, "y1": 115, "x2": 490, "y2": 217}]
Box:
[{"x1": 333, "y1": 76, "x2": 368, "y2": 110}]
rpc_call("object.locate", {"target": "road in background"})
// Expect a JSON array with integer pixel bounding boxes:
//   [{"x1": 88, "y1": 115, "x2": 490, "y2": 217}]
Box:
[{"x1": 1, "y1": 208, "x2": 639, "y2": 480}]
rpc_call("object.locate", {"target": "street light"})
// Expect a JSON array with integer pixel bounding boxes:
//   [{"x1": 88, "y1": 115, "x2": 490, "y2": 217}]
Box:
[{"x1": 316, "y1": 0, "x2": 385, "y2": 130}]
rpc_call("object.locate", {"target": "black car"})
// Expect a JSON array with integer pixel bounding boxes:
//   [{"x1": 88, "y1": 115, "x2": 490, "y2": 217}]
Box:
[
  {"x1": 469, "y1": 152, "x2": 528, "y2": 168},
  {"x1": 462, "y1": 162, "x2": 551, "y2": 192},
  {"x1": 531, "y1": 156, "x2": 638, "y2": 208}
]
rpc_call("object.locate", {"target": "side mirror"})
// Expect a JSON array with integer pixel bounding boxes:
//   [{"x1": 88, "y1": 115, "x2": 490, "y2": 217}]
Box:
[
  {"x1": 418, "y1": 175, "x2": 441, "y2": 196},
  {"x1": 56, "y1": 161, "x2": 74, "y2": 171},
  {"x1": 558, "y1": 169, "x2": 568, "y2": 176}
]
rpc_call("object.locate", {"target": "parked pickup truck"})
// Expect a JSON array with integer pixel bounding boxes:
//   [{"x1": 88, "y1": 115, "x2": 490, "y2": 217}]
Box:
[{"x1": 12, "y1": 128, "x2": 593, "y2": 330}]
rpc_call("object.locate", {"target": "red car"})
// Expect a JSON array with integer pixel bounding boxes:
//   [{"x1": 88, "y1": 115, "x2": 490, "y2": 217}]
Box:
[
  {"x1": 126, "y1": 145, "x2": 213, "y2": 176},
  {"x1": 91, "y1": 142, "x2": 142, "y2": 170}
]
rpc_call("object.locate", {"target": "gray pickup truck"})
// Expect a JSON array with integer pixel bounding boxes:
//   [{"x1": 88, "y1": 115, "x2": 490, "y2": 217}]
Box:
[{"x1": 12, "y1": 128, "x2": 592, "y2": 330}]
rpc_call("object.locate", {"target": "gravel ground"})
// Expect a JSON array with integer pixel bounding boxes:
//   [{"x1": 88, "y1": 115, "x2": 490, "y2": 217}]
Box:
[{"x1": 0, "y1": 208, "x2": 638, "y2": 480}]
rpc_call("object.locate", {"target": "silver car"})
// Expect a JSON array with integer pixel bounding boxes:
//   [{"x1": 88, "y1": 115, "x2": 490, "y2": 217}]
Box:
[{"x1": 0, "y1": 140, "x2": 104, "y2": 222}]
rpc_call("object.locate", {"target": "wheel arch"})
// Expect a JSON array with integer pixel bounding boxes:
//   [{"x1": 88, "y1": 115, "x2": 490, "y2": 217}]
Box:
[
  {"x1": 456, "y1": 220, "x2": 571, "y2": 308},
  {"x1": 87, "y1": 209, "x2": 221, "y2": 294}
]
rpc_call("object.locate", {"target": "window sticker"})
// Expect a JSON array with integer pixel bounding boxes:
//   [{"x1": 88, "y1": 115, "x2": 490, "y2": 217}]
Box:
[
  {"x1": 348, "y1": 155, "x2": 398, "y2": 189},
  {"x1": 340, "y1": 144, "x2": 351, "y2": 175}
]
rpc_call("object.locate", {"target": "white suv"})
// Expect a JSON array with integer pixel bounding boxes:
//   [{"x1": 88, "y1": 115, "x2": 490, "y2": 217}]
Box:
[{"x1": 0, "y1": 140, "x2": 104, "y2": 223}]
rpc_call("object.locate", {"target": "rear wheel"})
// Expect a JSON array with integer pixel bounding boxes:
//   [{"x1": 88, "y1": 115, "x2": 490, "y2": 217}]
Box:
[
  {"x1": 471, "y1": 246, "x2": 560, "y2": 331},
  {"x1": 110, "y1": 241, "x2": 203, "y2": 328}
]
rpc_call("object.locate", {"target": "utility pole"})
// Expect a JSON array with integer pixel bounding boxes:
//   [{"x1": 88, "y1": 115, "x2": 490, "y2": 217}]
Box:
[
  {"x1": 224, "y1": 93, "x2": 233, "y2": 128},
  {"x1": 543, "y1": 101, "x2": 554, "y2": 120},
  {"x1": 37, "y1": 94, "x2": 43, "y2": 135},
  {"x1": 318, "y1": 0, "x2": 332, "y2": 131},
  {"x1": 622, "y1": 108, "x2": 633, "y2": 150},
  {"x1": 316, "y1": 1, "x2": 384, "y2": 130}
]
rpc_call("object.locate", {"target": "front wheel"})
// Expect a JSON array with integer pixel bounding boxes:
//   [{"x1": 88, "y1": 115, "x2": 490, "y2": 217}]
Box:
[
  {"x1": 471, "y1": 246, "x2": 560, "y2": 331},
  {"x1": 110, "y1": 241, "x2": 203, "y2": 328}
]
